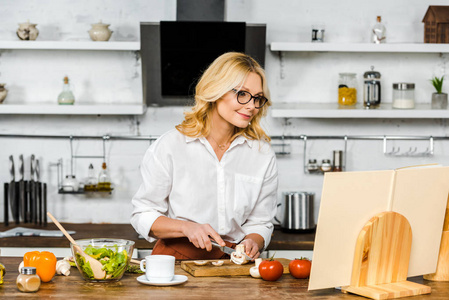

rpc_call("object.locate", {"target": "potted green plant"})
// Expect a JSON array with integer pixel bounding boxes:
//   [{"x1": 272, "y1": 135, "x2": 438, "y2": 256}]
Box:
[{"x1": 431, "y1": 76, "x2": 448, "y2": 109}]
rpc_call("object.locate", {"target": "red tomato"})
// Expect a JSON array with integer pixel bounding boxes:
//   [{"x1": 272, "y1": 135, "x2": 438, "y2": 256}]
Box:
[
  {"x1": 258, "y1": 259, "x2": 284, "y2": 281},
  {"x1": 289, "y1": 258, "x2": 311, "y2": 279}
]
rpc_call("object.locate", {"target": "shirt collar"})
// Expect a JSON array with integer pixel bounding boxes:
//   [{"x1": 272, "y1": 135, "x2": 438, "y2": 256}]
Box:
[{"x1": 185, "y1": 134, "x2": 254, "y2": 148}]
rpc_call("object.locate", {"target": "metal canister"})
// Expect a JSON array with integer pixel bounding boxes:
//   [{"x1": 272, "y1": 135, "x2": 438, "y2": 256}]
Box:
[
  {"x1": 281, "y1": 192, "x2": 315, "y2": 232},
  {"x1": 363, "y1": 66, "x2": 381, "y2": 109}
]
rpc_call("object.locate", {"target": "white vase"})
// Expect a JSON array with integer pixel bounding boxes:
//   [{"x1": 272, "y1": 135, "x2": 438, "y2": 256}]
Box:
[
  {"x1": 17, "y1": 21, "x2": 39, "y2": 40},
  {"x1": 431, "y1": 93, "x2": 448, "y2": 109},
  {"x1": 88, "y1": 21, "x2": 113, "y2": 41},
  {"x1": 0, "y1": 84, "x2": 8, "y2": 103}
]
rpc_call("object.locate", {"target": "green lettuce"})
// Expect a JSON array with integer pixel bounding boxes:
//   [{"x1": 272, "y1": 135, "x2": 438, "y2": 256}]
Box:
[{"x1": 75, "y1": 244, "x2": 128, "y2": 280}]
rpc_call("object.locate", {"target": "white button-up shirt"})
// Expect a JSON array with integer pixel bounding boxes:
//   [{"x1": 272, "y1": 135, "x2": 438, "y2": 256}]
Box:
[{"x1": 131, "y1": 129, "x2": 278, "y2": 249}]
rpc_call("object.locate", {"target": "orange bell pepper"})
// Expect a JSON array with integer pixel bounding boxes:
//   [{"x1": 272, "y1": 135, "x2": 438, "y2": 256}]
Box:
[{"x1": 23, "y1": 251, "x2": 57, "y2": 282}]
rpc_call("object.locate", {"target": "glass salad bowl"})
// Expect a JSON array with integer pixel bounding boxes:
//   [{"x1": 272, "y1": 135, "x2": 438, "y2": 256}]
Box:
[{"x1": 70, "y1": 238, "x2": 135, "y2": 282}]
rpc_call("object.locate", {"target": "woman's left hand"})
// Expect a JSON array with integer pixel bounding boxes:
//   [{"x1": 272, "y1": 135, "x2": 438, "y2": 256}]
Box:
[{"x1": 240, "y1": 239, "x2": 260, "y2": 260}]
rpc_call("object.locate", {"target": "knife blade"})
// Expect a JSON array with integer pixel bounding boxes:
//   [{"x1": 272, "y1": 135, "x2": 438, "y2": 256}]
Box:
[{"x1": 211, "y1": 241, "x2": 252, "y2": 260}]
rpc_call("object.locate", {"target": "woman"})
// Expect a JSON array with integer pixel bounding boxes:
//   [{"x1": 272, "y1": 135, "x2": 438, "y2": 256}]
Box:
[{"x1": 131, "y1": 52, "x2": 278, "y2": 260}]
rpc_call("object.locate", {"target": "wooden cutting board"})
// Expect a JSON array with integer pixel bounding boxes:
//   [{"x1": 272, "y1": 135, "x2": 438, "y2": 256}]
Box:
[{"x1": 181, "y1": 258, "x2": 291, "y2": 277}]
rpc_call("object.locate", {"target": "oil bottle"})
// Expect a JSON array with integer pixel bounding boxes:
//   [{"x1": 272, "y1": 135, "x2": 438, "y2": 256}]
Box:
[
  {"x1": 84, "y1": 163, "x2": 98, "y2": 191},
  {"x1": 57, "y1": 76, "x2": 75, "y2": 105},
  {"x1": 97, "y1": 162, "x2": 111, "y2": 192}
]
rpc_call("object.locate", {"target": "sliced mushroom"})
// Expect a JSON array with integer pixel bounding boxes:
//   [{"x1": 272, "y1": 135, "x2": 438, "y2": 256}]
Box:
[
  {"x1": 230, "y1": 244, "x2": 250, "y2": 265},
  {"x1": 193, "y1": 260, "x2": 209, "y2": 266},
  {"x1": 250, "y1": 258, "x2": 263, "y2": 278},
  {"x1": 211, "y1": 260, "x2": 224, "y2": 266}
]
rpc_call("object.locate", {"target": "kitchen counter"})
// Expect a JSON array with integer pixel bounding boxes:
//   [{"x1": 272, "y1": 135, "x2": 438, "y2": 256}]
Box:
[
  {"x1": 1, "y1": 257, "x2": 449, "y2": 299},
  {"x1": 0, "y1": 223, "x2": 314, "y2": 251}
]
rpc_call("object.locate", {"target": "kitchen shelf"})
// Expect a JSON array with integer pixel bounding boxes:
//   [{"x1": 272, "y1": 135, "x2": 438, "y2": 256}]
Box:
[
  {"x1": 0, "y1": 103, "x2": 147, "y2": 115},
  {"x1": 270, "y1": 42, "x2": 449, "y2": 53},
  {"x1": 0, "y1": 40, "x2": 140, "y2": 51},
  {"x1": 58, "y1": 188, "x2": 113, "y2": 195},
  {"x1": 271, "y1": 103, "x2": 449, "y2": 119}
]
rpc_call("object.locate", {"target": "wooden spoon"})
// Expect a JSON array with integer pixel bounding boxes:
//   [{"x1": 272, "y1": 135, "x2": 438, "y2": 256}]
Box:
[{"x1": 47, "y1": 212, "x2": 106, "y2": 280}]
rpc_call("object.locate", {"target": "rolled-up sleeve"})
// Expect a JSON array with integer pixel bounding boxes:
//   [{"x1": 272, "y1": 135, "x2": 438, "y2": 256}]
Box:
[
  {"x1": 130, "y1": 146, "x2": 172, "y2": 243},
  {"x1": 241, "y1": 153, "x2": 278, "y2": 250}
]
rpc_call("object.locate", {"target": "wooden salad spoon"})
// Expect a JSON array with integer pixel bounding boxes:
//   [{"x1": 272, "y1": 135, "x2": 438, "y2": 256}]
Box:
[{"x1": 47, "y1": 212, "x2": 106, "y2": 280}]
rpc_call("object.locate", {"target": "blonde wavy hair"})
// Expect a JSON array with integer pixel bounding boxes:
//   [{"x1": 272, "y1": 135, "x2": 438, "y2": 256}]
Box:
[{"x1": 176, "y1": 52, "x2": 271, "y2": 142}]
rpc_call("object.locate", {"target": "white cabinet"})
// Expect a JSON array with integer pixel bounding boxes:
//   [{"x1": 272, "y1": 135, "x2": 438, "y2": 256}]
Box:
[
  {"x1": 0, "y1": 41, "x2": 145, "y2": 115},
  {"x1": 270, "y1": 42, "x2": 449, "y2": 119}
]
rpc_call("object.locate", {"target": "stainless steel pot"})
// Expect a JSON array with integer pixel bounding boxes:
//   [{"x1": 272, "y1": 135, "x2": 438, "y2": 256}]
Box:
[{"x1": 280, "y1": 192, "x2": 315, "y2": 232}]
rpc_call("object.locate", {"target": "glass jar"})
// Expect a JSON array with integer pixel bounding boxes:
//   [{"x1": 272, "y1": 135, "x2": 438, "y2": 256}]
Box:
[
  {"x1": 307, "y1": 159, "x2": 319, "y2": 173},
  {"x1": 320, "y1": 159, "x2": 333, "y2": 172},
  {"x1": 338, "y1": 73, "x2": 357, "y2": 106},
  {"x1": 17, "y1": 267, "x2": 41, "y2": 293},
  {"x1": 392, "y1": 83, "x2": 415, "y2": 109}
]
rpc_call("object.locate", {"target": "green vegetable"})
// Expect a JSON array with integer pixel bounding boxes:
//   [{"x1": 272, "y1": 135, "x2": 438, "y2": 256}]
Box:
[
  {"x1": 75, "y1": 244, "x2": 129, "y2": 280},
  {"x1": 126, "y1": 264, "x2": 144, "y2": 274},
  {"x1": 431, "y1": 76, "x2": 444, "y2": 94}
]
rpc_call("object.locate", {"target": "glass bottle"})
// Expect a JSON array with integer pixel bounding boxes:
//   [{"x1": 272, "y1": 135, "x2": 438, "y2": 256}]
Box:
[
  {"x1": 338, "y1": 73, "x2": 357, "y2": 106},
  {"x1": 57, "y1": 76, "x2": 75, "y2": 105},
  {"x1": 17, "y1": 267, "x2": 41, "y2": 293},
  {"x1": 372, "y1": 16, "x2": 386, "y2": 44},
  {"x1": 84, "y1": 163, "x2": 98, "y2": 191},
  {"x1": 97, "y1": 162, "x2": 111, "y2": 192}
]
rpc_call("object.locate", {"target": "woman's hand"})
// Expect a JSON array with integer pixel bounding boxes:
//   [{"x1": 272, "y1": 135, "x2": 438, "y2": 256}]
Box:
[
  {"x1": 182, "y1": 222, "x2": 225, "y2": 251},
  {"x1": 240, "y1": 239, "x2": 261, "y2": 259}
]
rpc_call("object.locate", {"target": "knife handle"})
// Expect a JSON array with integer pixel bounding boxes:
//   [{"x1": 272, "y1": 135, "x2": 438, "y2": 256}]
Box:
[
  {"x1": 43, "y1": 183, "x2": 47, "y2": 226},
  {"x1": 4, "y1": 182, "x2": 9, "y2": 226}
]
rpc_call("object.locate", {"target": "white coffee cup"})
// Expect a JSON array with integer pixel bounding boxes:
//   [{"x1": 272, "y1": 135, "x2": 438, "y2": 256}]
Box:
[{"x1": 140, "y1": 255, "x2": 175, "y2": 283}]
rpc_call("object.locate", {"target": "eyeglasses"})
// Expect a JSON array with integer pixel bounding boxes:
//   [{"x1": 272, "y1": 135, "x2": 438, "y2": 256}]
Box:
[{"x1": 231, "y1": 89, "x2": 268, "y2": 109}]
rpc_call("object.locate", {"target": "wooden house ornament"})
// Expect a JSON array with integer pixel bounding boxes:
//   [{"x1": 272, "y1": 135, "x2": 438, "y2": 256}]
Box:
[{"x1": 422, "y1": 6, "x2": 449, "y2": 43}]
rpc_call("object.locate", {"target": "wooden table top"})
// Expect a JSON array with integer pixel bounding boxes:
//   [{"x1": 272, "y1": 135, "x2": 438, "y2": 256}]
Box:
[
  {"x1": 0, "y1": 223, "x2": 315, "y2": 251},
  {"x1": 1, "y1": 257, "x2": 449, "y2": 299}
]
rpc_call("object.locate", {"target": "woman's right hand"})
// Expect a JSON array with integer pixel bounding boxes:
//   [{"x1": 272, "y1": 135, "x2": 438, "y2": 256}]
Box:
[{"x1": 182, "y1": 222, "x2": 225, "y2": 251}]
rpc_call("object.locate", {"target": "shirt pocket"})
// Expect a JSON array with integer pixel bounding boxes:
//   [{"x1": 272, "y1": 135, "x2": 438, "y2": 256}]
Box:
[{"x1": 233, "y1": 173, "x2": 263, "y2": 222}]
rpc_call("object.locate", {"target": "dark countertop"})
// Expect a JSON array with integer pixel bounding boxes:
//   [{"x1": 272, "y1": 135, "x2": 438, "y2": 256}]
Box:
[
  {"x1": 1, "y1": 257, "x2": 448, "y2": 299},
  {"x1": 0, "y1": 223, "x2": 314, "y2": 251}
]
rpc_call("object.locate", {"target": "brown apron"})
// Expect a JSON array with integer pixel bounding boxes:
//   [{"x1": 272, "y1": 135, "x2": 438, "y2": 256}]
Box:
[{"x1": 151, "y1": 237, "x2": 236, "y2": 260}]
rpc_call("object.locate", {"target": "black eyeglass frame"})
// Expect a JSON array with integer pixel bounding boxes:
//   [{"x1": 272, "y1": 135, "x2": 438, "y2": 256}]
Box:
[{"x1": 231, "y1": 89, "x2": 268, "y2": 109}]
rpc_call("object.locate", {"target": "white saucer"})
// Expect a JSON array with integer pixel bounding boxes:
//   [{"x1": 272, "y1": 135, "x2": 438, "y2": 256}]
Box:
[{"x1": 136, "y1": 275, "x2": 188, "y2": 286}]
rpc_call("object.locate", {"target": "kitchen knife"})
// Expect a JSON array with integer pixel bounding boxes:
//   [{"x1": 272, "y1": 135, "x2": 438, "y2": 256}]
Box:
[
  {"x1": 35, "y1": 159, "x2": 41, "y2": 225},
  {"x1": 30, "y1": 154, "x2": 36, "y2": 224},
  {"x1": 19, "y1": 154, "x2": 26, "y2": 222},
  {"x1": 4, "y1": 182, "x2": 8, "y2": 226},
  {"x1": 211, "y1": 241, "x2": 252, "y2": 260},
  {"x1": 8, "y1": 155, "x2": 18, "y2": 224},
  {"x1": 43, "y1": 183, "x2": 47, "y2": 226}
]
